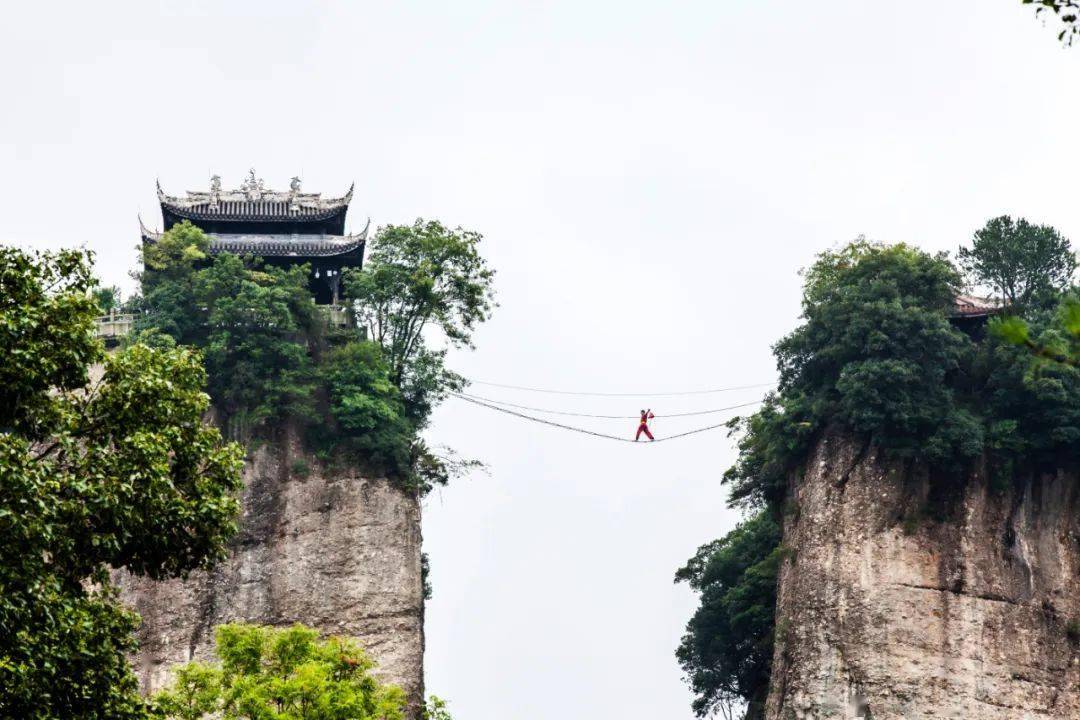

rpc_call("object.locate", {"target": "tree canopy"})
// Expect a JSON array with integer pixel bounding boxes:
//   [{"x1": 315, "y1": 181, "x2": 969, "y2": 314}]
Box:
[
  {"x1": 958, "y1": 215, "x2": 1075, "y2": 309},
  {"x1": 345, "y1": 219, "x2": 496, "y2": 387},
  {"x1": 0, "y1": 247, "x2": 243, "y2": 720},
  {"x1": 674, "y1": 512, "x2": 781, "y2": 720},
  {"x1": 151, "y1": 623, "x2": 407, "y2": 720}
]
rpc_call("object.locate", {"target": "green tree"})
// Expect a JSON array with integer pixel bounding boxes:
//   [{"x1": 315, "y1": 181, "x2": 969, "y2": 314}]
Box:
[
  {"x1": 957, "y1": 215, "x2": 1076, "y2": 309},
  {"x1": 726, "y1": 241, "x2": 976, "y2": 509},
  {"x1": 0, "y1": 247, "x2": 244, "y2": 720},
  {"x1": 322, "y1": 340, "x2": 413, "y2": 476},
  {"x1": 675, "y1": 512, "x2": 781, "y2": 720},
  {"x1": 1023, "y1": 0, "x2": 1080, "y2": 43},
  {"x1": 345, "y1": 219, "x2": 495, "y2": 394},
  {"x1": 197, "y1": 255, "x2": 320, "y2": 432},
  {"x1": 136, "y1": 224, "x2": 320, "y2": 435},
  {"x1": 138, "y1": 220, "x2": 210, "y2": 342},
  {"x1": 93, "y1": 285, "x2": 122, "y2": 314},
  {"x1": 152, "y1": 623, "x2": 407, "y2": 720},
  {"x1": 338, "y1": 220, "x2": 495, "y2": 491}
]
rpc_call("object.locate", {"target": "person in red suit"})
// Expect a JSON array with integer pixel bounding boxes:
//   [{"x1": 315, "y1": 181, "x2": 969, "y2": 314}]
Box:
[{"x1": 635, "y1": 409, "x2": 655, "y2": 441}]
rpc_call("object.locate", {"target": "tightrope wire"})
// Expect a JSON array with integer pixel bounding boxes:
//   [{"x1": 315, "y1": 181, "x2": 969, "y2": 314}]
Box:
[
  {"x1": 456, "y1": 391, "x2": 764, "y2": 419},
  {"x1": 450, "y1": 393, "x2": 762, "y2": 443},
  {"x1": 467, "y1": 380, "x2": 775, "y2": 397}
]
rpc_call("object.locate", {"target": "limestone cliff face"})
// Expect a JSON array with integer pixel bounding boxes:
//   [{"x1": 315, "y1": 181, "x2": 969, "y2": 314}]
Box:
[
  {"x1": 116, "y1": 430, "x2": 425, "y2": 709},
  {"x1": 766, "y1": 433, "x2": 1080, "y2": 720}
]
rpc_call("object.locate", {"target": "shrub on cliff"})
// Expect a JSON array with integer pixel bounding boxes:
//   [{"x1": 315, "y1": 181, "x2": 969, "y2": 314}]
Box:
[
  {"x1": 674, "y1": 512, "x2": 781, "y2": 720},
  {"x1": 151, "y1": 623, "x2": 406, "y2": 720},
  {"x1": 0, "y1": 247, "x2": 244, "y2": 720}
]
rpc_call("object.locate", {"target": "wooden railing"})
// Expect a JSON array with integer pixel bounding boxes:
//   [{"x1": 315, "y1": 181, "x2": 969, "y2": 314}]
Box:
[
  {"x1": 319, "y1": 304, "x2": 352, "y2": 327},
  {"x1": 94, "y1": 311, "x2": 135, "y2": 341}
]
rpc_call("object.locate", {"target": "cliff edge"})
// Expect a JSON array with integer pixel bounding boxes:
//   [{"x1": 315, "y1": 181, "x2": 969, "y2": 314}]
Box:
[
  {"x1": 767, "y1": 433, "x2": 1080, "y2": 719},
  {"x1": 116, "y1": 431, "x2": 425, "y2": 709}
]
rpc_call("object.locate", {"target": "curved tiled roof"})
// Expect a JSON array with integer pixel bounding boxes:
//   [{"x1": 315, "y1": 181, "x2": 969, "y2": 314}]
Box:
[
  {"x1": 157, "y1": 174, "x2": 353, "y2": 223},
  {"x1": 163, "y1": 199, "x2": 348, "y2": 223},
  {"x1": 140, "y1": 217, "x2": 368, "y2": 258},
  {"x1": 952, "y1": 294, "x2": 1002, "y2": 318},
  {"x1": 207, "y1": 232, "x2": 366, "y2": 257}
]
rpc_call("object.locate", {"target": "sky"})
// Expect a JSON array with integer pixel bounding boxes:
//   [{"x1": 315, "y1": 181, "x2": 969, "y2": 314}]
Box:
[{"x1": 3, "y1": 2, "x2": 1080, "y2": 718}]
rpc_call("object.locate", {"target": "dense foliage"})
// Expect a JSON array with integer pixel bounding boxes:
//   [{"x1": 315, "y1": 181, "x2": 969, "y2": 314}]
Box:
[
  {"x1": 958, "y1": 215, "x2": 1076, "y2": 310},
  {"x1": 993, "y1": 295, "x2": 1080, "y2": 367},
  {"x1": 674, "y1": 513, "x2": 781, "y2": 720},
  {"x1": 0, "y1": 247, "x2": 243, "y2": 720},
  {"x1": 346, "y1": 219, "x2": 495, "y2": 387},
  {"x1": 135, "y1": 219, "x2": 494, "y2": 492},
  {"x1": 679, "y1": 232, "x2": 1080, "y2": 718},
  {"x1": 724, "y1": 239, "x2": 1080, "y2": 511},
  {"x1": 152, "y1": 623, "x2": 407, "y2": 720},
  {"x1": 725, "y1": 242, "x2": 977, "y2": 510}
]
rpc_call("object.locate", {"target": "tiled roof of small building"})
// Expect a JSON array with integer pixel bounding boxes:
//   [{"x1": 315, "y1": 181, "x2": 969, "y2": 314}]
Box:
[
  {"x1": 952, "y1": 294, "x2": 1002, "y2": 318},
  {"x1": 140, "y1": 217, "x2": 368, "y2": 258},
  {"x1": 157, "y1": 170, "x2": 352, "y2": 223}
]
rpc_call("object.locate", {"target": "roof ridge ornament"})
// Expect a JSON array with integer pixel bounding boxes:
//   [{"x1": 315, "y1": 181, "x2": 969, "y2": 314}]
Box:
[
  {"x1": 241, "y1": 168, "x2": 266, "y2": 200},
  {"x1": 209, "y1": 174, "x2": 221, "y2": 208},
  {"x1": 289, "y1": 176, "x2": 301, "y2": 211}
]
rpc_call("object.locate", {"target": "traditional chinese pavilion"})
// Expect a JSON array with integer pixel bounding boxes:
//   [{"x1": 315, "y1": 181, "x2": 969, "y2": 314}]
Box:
[{"x1": 140, "y1": 170, "x2": 367, "y2": 304}]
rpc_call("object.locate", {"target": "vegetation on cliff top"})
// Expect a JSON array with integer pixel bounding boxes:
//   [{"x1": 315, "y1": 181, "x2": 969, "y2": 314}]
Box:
[
  {"x1": 151, "y1": 623, "x2": 408, "y2": 720},
  {"x1": 133, "y1": 219, "x2": 495, "y2": 493},
  {"x1": 727, "y1": 233, "x2": 1080, "y2": 512},
  {"x1": 678, "y1": 218, "x2": 1080, "y2": 719},
  {"x1": 0, "y1": 247, "x2": 244, "y2": 720}
]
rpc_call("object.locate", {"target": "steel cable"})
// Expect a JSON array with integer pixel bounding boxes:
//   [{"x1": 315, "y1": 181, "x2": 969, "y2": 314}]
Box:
[
  {"x1": 467, "y1": 380, "x2": 775, "y2": 397},
  {"x1": 450, "y1": 392, "x2": 760, "y2": 443},
  {"x1": 456, "y1": 391, "x2": 763, "y2": 419}
]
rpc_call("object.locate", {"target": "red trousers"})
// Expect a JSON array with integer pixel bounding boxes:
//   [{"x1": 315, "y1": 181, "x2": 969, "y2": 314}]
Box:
[{"x1": 636, "y1": 424, "x2": 654, "y2": 440}]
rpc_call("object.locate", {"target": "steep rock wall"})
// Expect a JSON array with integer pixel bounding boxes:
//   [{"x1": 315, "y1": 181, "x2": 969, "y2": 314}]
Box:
[
  {"x1": 116, "y1": 431, "x2": 425, "y2": 710},
  {"x1": 766, "y1": 433, "x2": 1080, "y2": 720}
]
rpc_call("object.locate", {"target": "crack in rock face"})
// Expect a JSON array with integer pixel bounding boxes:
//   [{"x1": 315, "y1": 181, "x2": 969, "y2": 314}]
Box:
[
  {"x1": 115, "y1": 433, "x2": 425, "y2": 716},
  {"x1": 766, "y1": 433, "x2": 1080, "y2": 720}
]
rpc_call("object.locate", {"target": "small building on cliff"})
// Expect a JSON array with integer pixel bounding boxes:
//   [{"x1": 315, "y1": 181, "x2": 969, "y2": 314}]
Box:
[{"x1": 140, "y1": 170, "x2": 368, "y2": 305}]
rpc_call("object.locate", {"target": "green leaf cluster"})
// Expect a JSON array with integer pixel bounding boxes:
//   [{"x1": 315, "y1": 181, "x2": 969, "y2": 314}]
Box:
[
  {"x1": 151, "y1": 623, "x2": 406, "y2": 720},
  {"x1": 674, "y1": 512, "x2": 781, "y2": 719},
  {"x1": 0, "y1": 247, "x2": 243, "y2": 720}
]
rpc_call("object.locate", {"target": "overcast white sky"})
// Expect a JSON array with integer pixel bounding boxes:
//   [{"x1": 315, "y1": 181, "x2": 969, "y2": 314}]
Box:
[{"x1": 3, "y1": 2, "x2": 1080, "y2": 718}]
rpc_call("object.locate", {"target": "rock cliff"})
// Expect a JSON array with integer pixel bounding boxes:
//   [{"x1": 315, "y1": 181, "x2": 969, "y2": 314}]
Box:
[
  {"x1": 766, "y1": 433, "x2": 1080, "y2": 720},
  {"x1": 116, "y1": 430, "x2": 425, "y2": 710}
]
